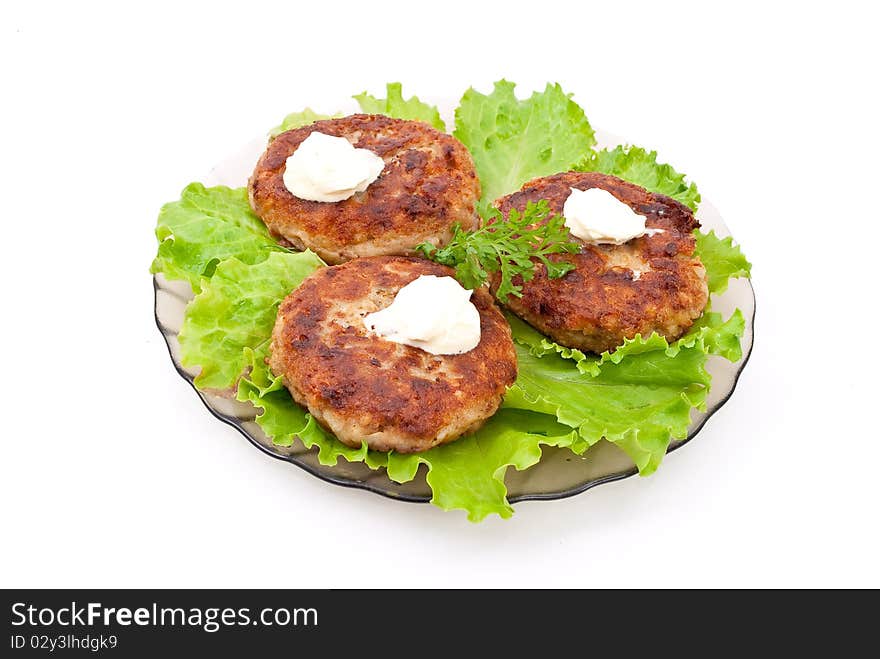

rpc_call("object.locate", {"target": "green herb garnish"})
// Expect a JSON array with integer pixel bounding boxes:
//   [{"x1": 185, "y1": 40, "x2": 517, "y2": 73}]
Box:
[{"x1": 416, "y1": 200, "x2": 580, "y2": 302}]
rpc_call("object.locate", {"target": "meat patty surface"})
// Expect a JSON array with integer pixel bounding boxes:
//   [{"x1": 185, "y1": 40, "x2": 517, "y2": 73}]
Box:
[
  {"x1": 268, "y1": 256, "x2": 517, "y2": 453},
  {"x1": 249, "y1": 115, "x2": 480, "y2": 265},
  {"x1": 493, "y1": 172, "x2": 709, "y2": 354}
]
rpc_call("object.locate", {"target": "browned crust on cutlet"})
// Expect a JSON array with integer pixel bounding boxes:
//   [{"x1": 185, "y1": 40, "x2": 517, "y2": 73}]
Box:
[
  {"x1": 268, "y1": 256, "x2": 517, "y2": 453},
  {"x1": 249, "y1": 115, "x2": 480, "y2": 265},
  {"x1": 492, "y1": 171, "x2": 709, "y2": 354}
]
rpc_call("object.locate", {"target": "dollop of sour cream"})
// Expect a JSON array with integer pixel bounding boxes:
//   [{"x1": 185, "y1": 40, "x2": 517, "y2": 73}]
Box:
[
  {"x1": 562, "y1": 187, "x2": 663, "y2": 244},
  {"x1": 363, "y1": 276, "x2": 481, "y2": 355},
  {"x1": 282, "y1": 131, "x2": 385, "y2": 202}
]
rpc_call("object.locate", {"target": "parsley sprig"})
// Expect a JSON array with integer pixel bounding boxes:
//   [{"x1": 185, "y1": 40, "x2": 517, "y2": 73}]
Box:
[{"x1": 416, "y1": 200, "x2": 580, "y2": 302}]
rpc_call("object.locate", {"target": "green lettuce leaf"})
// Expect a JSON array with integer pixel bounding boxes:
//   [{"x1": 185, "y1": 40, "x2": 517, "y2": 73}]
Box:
[
  {"x1": 454, "y1": 80, "x2": 595, "y2": 214},
  {"x1": 505, "y1": 310, "x2": 745, "y2": 474},
  {"x1": 181, "y1": 252, "x2": 581, "y2": 521},
  {"x1": 388, "y1": 410, "x2": 578, "y2": 521},
  {"x1": 354, "y1": 82, "x2": 445, "y2": 131},
  {"x1": 178, "y1": 251, "x2": 324, "y2": 389},
  {"x1": 240, "y1": 360, "x2": 579, "y2": 521},
  {"x1": 695, "y1": 230, "x2": 753, "y2": 294},
  {"x1": 577, "y1": 145, "x2": 701, "y2": 211},
  {"x1": 236, "y1": 348, "x2": 383, "y2": 468},
  {"x1": 150, "y1": 184, "x2": 284, "y2": 292},
  {"x1": 269, "y1": 108, "x2": 341, "y2": 139}
]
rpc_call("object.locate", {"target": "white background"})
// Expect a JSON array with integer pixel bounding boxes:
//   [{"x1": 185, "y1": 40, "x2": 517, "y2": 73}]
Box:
[{"x1": 2, "y1": 1, "x2": 877, "y2": 588}]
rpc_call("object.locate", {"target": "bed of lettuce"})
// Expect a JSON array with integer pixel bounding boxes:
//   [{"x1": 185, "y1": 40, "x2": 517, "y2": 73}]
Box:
[{"x1": 151, "y1": 81, "x2": 751, "y2": 521}]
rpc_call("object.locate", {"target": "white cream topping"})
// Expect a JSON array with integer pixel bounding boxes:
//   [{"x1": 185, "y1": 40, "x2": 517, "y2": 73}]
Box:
[
  {"x1": 562, "y1": 187, "x2": 663, "y2": 244},
  {"x1": 282, "y1": 131, "x2": 385, "y2": 202},
  {"x1": 363, "y1": 276, "x2": 481, "y2": 355}
]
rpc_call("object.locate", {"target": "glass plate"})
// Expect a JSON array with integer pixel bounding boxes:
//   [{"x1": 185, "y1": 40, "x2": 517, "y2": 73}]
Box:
[{"x1": 153, "y1": 127, "x2": 755, "y2": 506}]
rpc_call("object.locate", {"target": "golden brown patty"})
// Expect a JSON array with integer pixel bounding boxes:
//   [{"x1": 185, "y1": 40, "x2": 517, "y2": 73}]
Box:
[
  {"x1": 249, "y1": 114, "x2": 480, "y2": 265},
  {"x1": 492, "y1": 172, "x2": 709, "y2": 353},
  {"x1": 268, "y1": 256, "x2": 517, "y2": 453}
]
